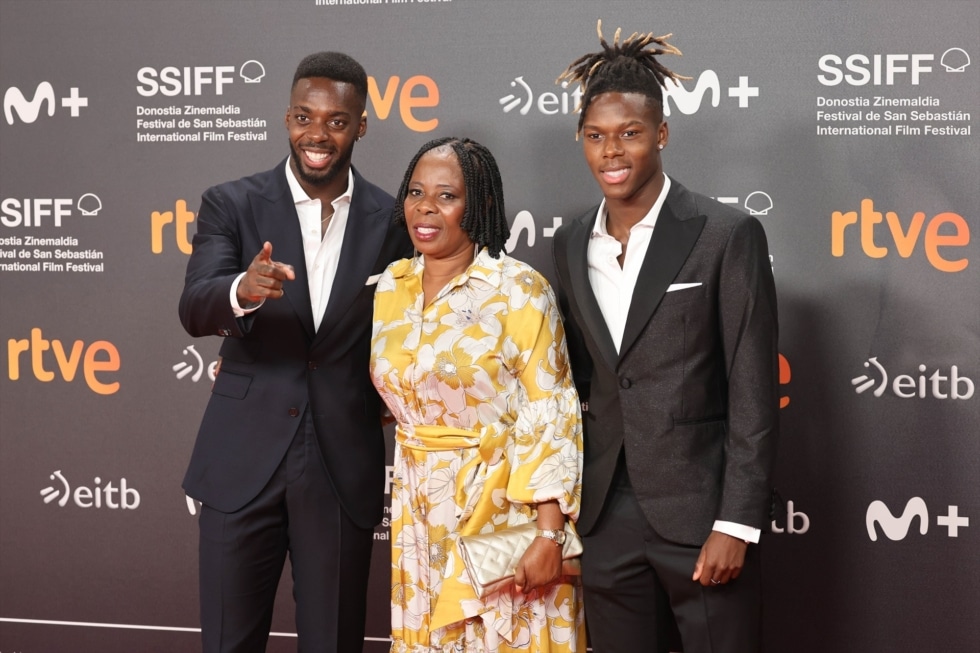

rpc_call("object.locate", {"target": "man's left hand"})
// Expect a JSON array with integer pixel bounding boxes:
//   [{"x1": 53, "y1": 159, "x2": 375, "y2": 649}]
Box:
[{"x1": 692, "y1": 531, "x2": 748, "y2": 586}]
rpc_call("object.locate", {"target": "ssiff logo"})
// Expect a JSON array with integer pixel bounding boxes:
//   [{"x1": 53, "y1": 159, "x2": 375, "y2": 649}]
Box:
[
  {"x1": 818, "y1": 48, "x2": 971, "y2": 86},
  {"x1": 1, "y1": 193, "x2": 102, "y2": 228},
  {"x1": 136, "y1": 60, "x2": 266, "y2": 97},
  {"x1": 713, "y1": 191, "x2": 773, "y2": 217},
  {"x1": 41, "y1": 470, "x2": 141, "y2": 509},
  {"x1": 4, "y1": 82, "x2": 88, "y2": 125},
  {"x1": 852, "y1": 357, "x2": 974, "y2": 400},
  {"x1": 831, "y1": 198, "x2": 970, "y2": 272},
  {"x1": 866, "y1": 497, "x2": 968, "y2": 541}
]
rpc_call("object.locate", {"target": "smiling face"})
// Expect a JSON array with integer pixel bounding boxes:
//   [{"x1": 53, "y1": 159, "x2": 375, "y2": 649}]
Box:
[
  {"x1": 581, "y1": 91, "x2": 669, "y2": 214},
  {"x1": 403, "y1": 147, "x2": 475, "y2": 262},
  {"x1": 285, "y1": 77, "x2": 366, "y2": 199}
]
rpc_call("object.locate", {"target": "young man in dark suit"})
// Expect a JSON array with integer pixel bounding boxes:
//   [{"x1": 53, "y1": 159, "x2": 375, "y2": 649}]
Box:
[
  {"x1": 552, "y1": 25, "x2": 779, "y2": 653},
  {"x1": 179, "y1": 52, "x2": 412, "y2": 653}
]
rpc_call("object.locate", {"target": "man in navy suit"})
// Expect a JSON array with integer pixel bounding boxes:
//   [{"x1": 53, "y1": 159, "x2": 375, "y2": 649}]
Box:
[
  {"x1": 553, "y1": 27, "x2": 779, "y2": 652},
  {"x1": 179, "y1": 51, "x2": 412, "y2": 653}
]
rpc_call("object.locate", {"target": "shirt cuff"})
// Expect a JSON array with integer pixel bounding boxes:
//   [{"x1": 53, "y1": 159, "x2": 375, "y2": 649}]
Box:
[
  {"x1": 230, "y1": 272, "x2": 263, "y2": 317},
  {"x1": 712, "y1": 520, "x2": 761, "y2": 544}
]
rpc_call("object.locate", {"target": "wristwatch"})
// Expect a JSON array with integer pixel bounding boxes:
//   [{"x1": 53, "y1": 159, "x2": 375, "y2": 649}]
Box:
[{"x1": 535, "y1": 528, "x2": 567, "y2": 546}]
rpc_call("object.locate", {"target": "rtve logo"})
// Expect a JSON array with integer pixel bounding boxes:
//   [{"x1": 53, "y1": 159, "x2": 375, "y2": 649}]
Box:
[
  {"x1": 151, "y1": 199, "x2": 195, "y2": 254},
  {"x1": 3, "y1": 82, "x2": 88, "y2": 125},
  {"x1": 41, "y1": 470, "x2": 140, "y2": 509},
  {"x1": 866, "y1": 496, "x2": 968, "y2": 541},
  {"x1": 831, "y1": 199, "x2": 970, "y2": 272},
  {"x1": 778, "y1": 353, "x2": 791, "y2": 409},
  {"x1": 818, "y1": 48, "x2": 970, "y2": 87},
  {"x1": 1, "y1": 193, "x2": 103, "y2": 228},
  {"x1": 6, "y1": 327, "x2": 121, "y2": 395},
  {"x1": 851, "y1": 357, "x2": 974, "y2": 400},
  {"x1": 367, "y1": 75, "x2": 439, "y2": 132},
  {"x1": 499, "y1": 70, "x2": 759, "y2": 118}
]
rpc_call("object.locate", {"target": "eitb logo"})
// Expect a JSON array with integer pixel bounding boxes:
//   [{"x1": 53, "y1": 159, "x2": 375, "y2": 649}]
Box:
[
  {"x1": 40, "y1": 470, "x2": 141, "y2": 509},
  {"x1": 851, "y1": 357, "x2": 975, "y2": 400}
]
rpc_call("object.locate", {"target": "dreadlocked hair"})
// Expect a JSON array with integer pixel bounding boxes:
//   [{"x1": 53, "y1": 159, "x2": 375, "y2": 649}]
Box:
[
  {"x1": 393, "y1": 137, "x2": 510, "y2": 259},
  {"x1": 558, "y1": 19, "x2": 691, "y2": 134}
]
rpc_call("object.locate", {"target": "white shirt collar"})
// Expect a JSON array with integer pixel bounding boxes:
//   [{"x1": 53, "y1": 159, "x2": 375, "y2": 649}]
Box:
[
  {"x1": 592, "y1": 173, "x2": 671, "y2": 237},
  {"x1": 284, "y1": 157, "x2": 354, "y2": 208}
]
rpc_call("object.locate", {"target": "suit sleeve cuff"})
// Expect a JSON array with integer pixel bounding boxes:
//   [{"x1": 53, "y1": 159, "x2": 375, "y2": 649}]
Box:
[
  {"x1": 713, "y1": 520, "x2": 761, "y2": 543},
  {"x1": 231, "y1": 272, "x2": 263, "y2": 317}
]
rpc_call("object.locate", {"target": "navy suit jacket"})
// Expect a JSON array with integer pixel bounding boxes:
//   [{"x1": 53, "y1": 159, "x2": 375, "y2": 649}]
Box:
[
  {"x1": 179, "y1": 159, "x2": 413, "y2": 528},
  {"x1": 553, "y1": 178, "x2": 779, "y2": 545}
]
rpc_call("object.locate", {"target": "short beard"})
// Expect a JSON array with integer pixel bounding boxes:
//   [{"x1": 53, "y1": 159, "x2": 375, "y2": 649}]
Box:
[{"x1": 288, "y1": 138, "x2": 354, "y2": 188}]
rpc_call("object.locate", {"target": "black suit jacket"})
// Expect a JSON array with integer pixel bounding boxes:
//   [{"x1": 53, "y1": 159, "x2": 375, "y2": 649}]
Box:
[
  {"x1": 553, "y1": 178, "x2": 779, "y2": 545},
  {"x1": 179, "y1": 159, "x2": 413, "y2": 528}
]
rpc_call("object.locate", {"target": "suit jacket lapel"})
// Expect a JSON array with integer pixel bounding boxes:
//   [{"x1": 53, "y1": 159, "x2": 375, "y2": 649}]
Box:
[
  {"x1": 619, "y1": 182, "x2": 706, "y2": 362},
  {"x1": 315, "y1": 168, "x2": 388, "y2": 342},
  {"x1": 253, "y1": 159, "x2": 315, "y2": 339},
  {"x1": 566, "y1": 209, "x2": 620, "y2": 372}
]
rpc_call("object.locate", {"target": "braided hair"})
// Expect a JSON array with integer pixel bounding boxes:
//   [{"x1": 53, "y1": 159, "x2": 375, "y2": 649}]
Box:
[
  {"x1": 558, "y1": 19, "x2": 691, "y2": 134},
  {"x1": 393, "y1": 137, "x2": 510, "y2": 259}
]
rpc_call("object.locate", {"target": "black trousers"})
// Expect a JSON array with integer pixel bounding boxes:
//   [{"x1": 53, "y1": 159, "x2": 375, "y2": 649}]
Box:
[
  {"x1": 581, "y1": 464, "x2": 762, "y2": 653},
  {"x1": 198, "y1": 410, "x2": 375, "y2": 653}
]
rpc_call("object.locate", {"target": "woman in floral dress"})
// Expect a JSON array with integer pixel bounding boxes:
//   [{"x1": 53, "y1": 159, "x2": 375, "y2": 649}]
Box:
[{"x1": 370, "y1": 137, "x2": 585, "y2": 652}]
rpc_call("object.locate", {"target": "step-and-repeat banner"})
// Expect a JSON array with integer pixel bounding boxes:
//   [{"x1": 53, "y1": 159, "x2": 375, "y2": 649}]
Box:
[{"x1": 1, "y1": 1, "x2": 977, "y2": 651}]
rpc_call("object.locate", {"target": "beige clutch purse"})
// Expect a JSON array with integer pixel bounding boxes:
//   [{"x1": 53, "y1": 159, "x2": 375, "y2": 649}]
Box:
[{"x1": 457, "y1": 522, "x2": 583, "y2": 597}]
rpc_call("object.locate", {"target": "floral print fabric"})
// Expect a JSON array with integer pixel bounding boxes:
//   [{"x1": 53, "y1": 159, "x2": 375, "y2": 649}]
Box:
[{"x1": 370, "y1": 249, "x2": 585, "y2": 653}]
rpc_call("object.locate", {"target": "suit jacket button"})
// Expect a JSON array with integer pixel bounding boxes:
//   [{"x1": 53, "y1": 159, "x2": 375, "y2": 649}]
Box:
[
  {"x1": 620, "y1": 377, "x2": 632, "y2": 389},
  {"x1": 288, "y1": 407, "x2": 300, "y2": 417},
  {"x1": 308, "y1": 361, "x2": 317, "y2": 370}
]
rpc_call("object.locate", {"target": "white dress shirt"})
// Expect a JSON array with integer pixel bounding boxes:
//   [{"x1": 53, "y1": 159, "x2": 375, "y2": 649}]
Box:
[
  {"x1": 586, "y1": 173, "x2": 760, "y2": 544},
  {"x1": 231, "y1": 161, "x2": 354, "y2": 332}
]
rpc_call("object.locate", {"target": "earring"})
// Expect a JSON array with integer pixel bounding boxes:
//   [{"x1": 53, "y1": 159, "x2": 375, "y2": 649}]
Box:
[{"x1": 658, "y1": 144, "x2": 664, "y2": 150}]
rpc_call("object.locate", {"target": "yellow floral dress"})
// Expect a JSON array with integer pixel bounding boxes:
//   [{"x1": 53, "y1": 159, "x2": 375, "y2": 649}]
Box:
[{"x1": 370, "y1": 249, "x2": 585, "y2": 653}]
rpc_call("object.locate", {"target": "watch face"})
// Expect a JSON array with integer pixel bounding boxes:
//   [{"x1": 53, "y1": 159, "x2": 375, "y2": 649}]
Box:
[{"x1": 538, "y1": 528, "x2": 566, "y2": 545}]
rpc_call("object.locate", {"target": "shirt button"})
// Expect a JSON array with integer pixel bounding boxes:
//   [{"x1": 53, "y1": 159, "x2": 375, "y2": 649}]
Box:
[
  {"x1": 620, "y1": 377, "x2": 632, "y2": 389},
  {"x1": 288, "y1": 407, "x2": 300, "y2": 417}
]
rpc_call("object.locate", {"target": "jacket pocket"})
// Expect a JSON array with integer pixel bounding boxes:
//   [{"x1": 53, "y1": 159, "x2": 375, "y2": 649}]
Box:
[
  {"x1": 672, "y1": 414, "x2": 725, "y2": 427},
  {"x1": 210, "y1": 369, "x2": 251, "y2": 399}
]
